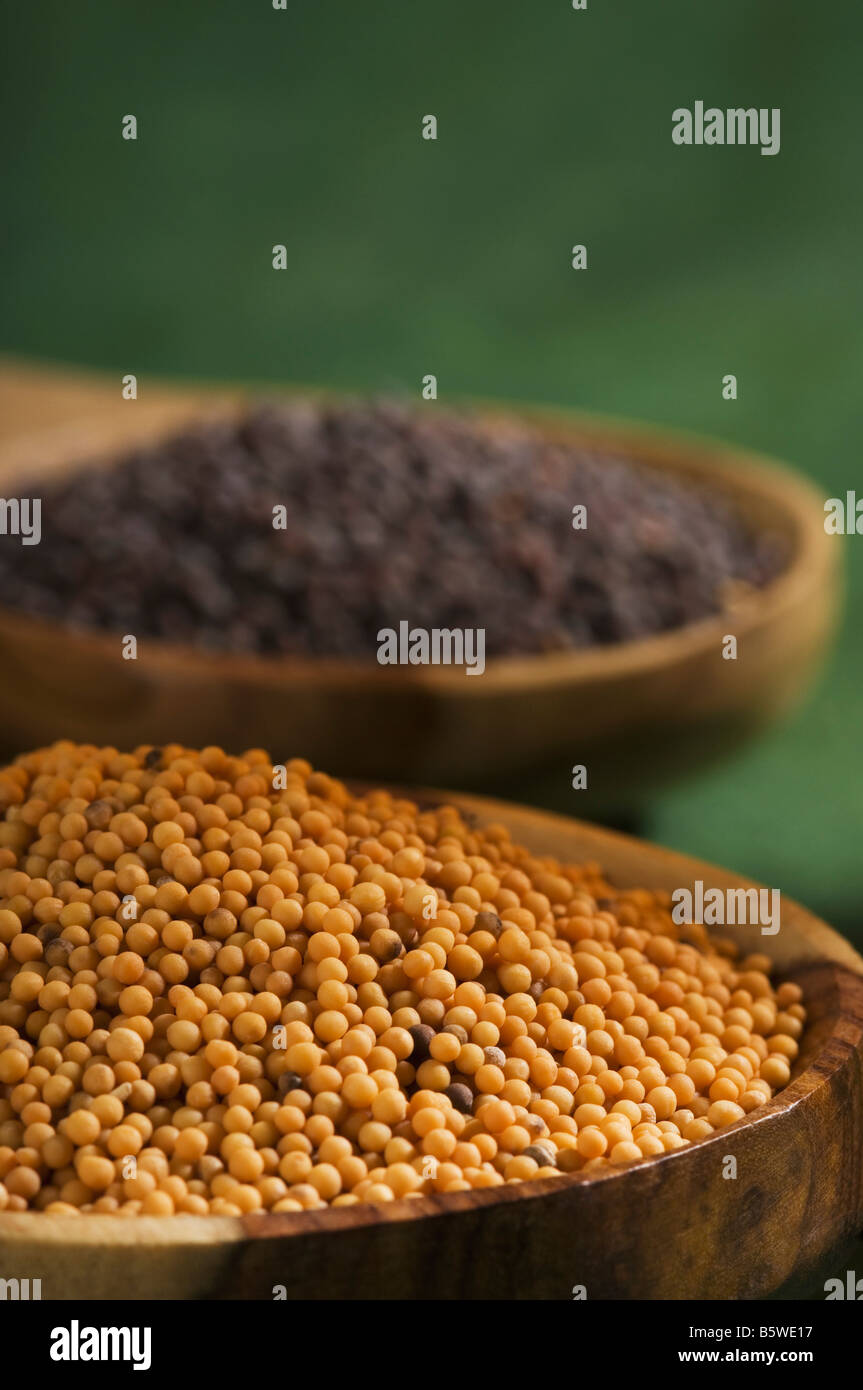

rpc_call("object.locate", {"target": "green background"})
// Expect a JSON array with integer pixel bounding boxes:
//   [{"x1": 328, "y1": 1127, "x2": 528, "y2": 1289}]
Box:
[{"x1": 1, "y1": 1, "x2": 861, "y2": 938}]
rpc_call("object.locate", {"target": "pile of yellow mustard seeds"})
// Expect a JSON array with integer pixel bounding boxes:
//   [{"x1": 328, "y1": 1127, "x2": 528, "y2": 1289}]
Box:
[{"x1": 0, "y1": 743, "x2": 804, "y2": 1215}]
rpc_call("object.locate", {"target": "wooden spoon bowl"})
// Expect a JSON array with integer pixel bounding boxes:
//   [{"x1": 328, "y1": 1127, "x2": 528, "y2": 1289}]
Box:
[
  {"x1": 0, "y1": 370, "x2": 840, "y2": 811},
  {"x1": 1, "y1": 793, "x2": 861, "y2": 1301}
]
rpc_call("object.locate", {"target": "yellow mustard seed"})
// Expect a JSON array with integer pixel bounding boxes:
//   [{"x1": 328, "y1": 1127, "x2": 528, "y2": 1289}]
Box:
[{"x1": 0, "y1": 744, "x2": 805, "y2": 1212}]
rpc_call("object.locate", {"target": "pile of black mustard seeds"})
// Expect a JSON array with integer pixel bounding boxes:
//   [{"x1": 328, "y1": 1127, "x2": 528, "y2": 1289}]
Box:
[{"x1": 0, "y1": 401, "x2": 785, "y2": 657}]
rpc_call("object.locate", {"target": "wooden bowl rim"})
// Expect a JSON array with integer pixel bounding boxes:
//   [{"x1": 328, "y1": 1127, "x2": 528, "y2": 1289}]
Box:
[
  {"x1": 2, "y1": 793, "x2": 860, "y2": 1251},
  {"x1": 0, "y1": 398, "x2": 838, "y2": 695}
]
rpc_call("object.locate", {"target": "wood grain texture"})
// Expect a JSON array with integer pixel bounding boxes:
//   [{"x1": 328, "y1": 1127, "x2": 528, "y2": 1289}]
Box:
[
  {"x1": 0, "y1": 361, "x2": 841, "y2": 808},
  {"x1": 1, "y1": 797, "x2": 861, "y2": 1301}
]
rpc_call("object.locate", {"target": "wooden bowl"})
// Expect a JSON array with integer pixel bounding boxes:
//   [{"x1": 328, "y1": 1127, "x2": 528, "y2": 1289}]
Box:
[
  {"x1": 1, "y1": 792, "x2": 861, "y2": 1301},
  {"x1": 0, "y1": 373, "x2": 840, "y2": 811}
]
